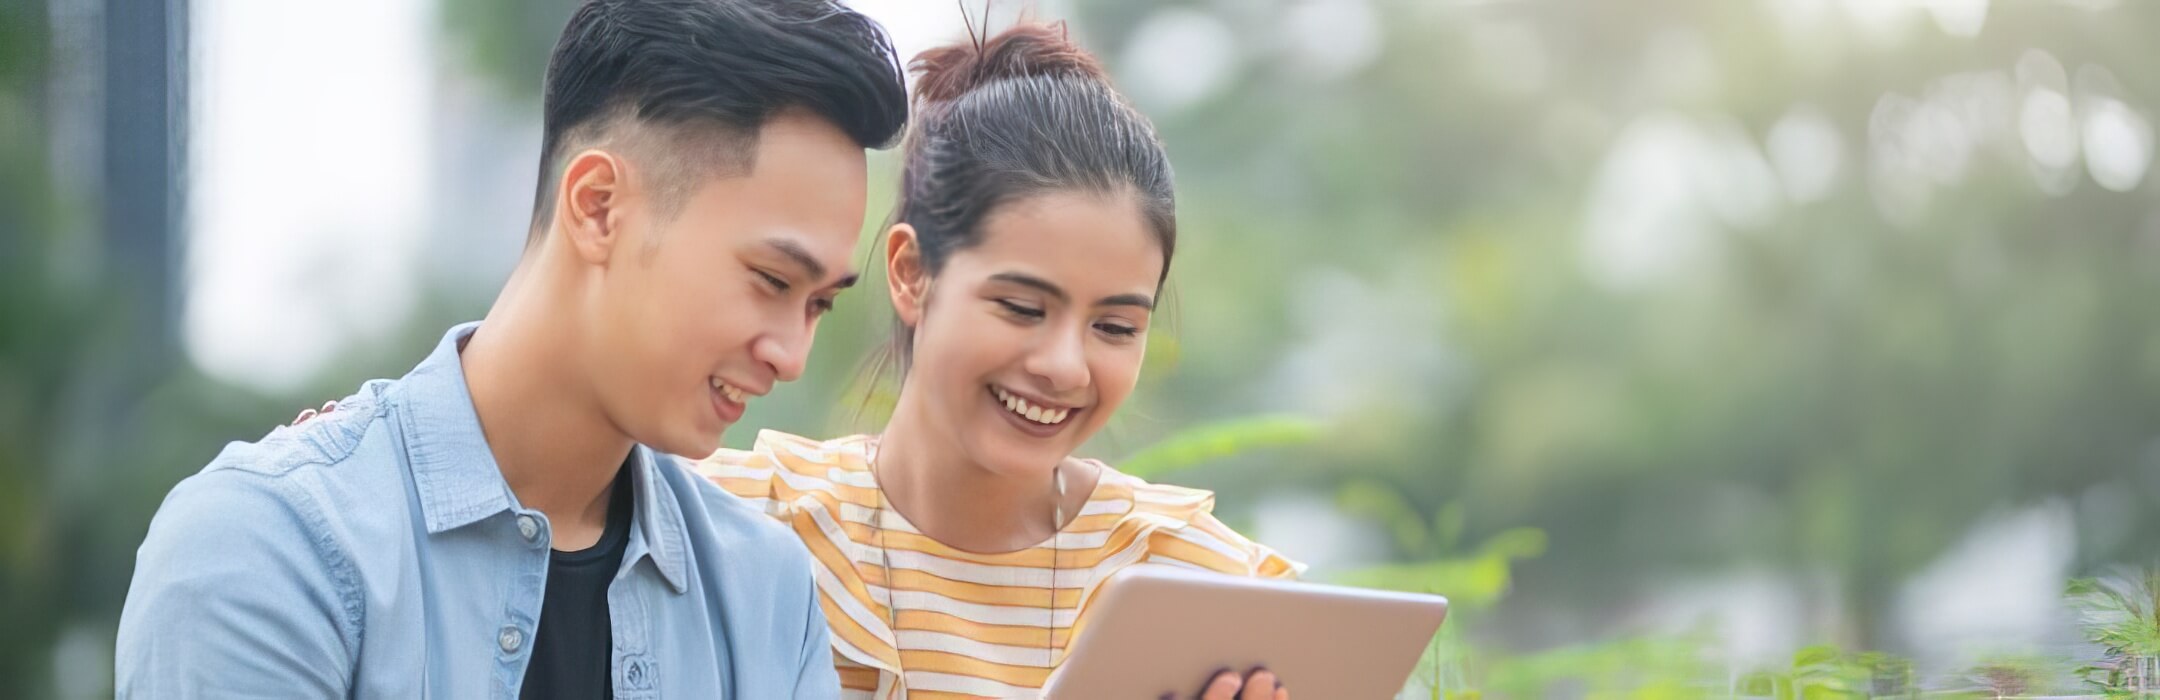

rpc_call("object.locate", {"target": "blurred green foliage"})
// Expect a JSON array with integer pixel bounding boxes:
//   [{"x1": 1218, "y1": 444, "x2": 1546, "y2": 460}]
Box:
[
  {"x1": 13, "y1": 0, "x2": 2160, "y2": 697},
  {"x1": 1117, "y1": 414, "x2": 1328, "y2": 480},
  {"x1": 1, "y1": 0, "x2": 65, "y2": 692},
  {"x1": 2068, "y1": 567, "x2": 2160, "y2": 695}
]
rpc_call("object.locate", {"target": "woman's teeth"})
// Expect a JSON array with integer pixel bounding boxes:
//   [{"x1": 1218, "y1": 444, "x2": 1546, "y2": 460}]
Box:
[
  {"x1": 710, "y1": 377, "x2": 747, "y2": 403},
  {"x1": 992, "y1": 386, "x2": 1071, "y2": 425}
]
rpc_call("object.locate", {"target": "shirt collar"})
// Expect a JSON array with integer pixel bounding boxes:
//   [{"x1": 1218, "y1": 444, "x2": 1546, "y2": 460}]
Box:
[
  {"x1": 394, "y1": 322, "x2": 691, "y2": 593},
  {"x1": 396, "y1": 322, "x2": 513, "y2": 534},
  {"x1": 625, "y1": 446, "x2": 692, "y2": 593}
]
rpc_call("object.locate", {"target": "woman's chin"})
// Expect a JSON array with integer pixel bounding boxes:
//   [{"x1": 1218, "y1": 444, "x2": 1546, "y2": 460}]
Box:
[{"x1": 967, "y1": 436, "x2": 1068, "y2": 481}]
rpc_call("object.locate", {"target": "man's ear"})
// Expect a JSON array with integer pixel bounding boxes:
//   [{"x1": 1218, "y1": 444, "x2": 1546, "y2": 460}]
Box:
[
  {"x1": 553, "y1": 149, "x2": 630, "y2": 265},
  {"x1": 886, "y1": 224, "x2": 930, "y2": 327}
]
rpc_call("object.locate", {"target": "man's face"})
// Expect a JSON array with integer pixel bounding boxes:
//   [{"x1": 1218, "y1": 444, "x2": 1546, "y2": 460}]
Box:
[{"x1": 588, "y1": 111, "x2": 868, "y2": 458}]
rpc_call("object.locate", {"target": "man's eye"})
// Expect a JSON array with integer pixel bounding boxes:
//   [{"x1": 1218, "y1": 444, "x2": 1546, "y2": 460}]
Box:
[{"x1": 756, "y1": 269, "x2": 791, "y2": 293}]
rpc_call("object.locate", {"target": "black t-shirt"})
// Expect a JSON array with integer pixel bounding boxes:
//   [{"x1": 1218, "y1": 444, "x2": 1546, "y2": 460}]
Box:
[{"x1": 520, "y1": 465, "x2": 634, "y2": 700}]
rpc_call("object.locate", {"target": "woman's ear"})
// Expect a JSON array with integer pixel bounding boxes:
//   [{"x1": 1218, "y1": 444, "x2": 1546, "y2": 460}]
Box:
[{"x1": 886, "y1": 224, "x2": 930, "y2": 327}]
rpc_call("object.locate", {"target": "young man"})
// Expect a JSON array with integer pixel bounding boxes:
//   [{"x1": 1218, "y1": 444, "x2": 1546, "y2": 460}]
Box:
[{"x1": 114, "y1": 0, "x2": 906, "y2": 696}]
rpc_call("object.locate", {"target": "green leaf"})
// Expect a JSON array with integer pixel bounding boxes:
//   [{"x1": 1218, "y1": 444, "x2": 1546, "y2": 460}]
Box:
[
  {"x1": 1335, "y1": 479, "x2": 1428, "y2": 553},
  {"x1": 1116, "y1": 414, "x2": 1327, "y2": 479}
]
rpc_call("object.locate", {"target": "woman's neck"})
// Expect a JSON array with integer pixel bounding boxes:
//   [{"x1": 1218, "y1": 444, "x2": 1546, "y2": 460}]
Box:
[{"x1": 874, "y1": 393, "x2": 1094, "y2": 553}]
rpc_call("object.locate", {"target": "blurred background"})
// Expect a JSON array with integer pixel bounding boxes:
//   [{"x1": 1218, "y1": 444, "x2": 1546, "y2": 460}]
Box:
[{"x1": 4, "y1": 0, "x2": 2158, "y2": 696}]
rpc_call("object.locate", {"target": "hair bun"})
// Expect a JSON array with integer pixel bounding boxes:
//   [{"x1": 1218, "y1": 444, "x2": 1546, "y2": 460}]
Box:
[{"x1": 909, "y1": 22, "x2": 1109, "y2": 104}]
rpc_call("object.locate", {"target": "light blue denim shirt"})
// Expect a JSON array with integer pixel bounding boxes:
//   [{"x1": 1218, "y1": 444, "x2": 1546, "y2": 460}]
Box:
[{"x1": 116, "y1": 322, "x2": 839, "y2": 699}]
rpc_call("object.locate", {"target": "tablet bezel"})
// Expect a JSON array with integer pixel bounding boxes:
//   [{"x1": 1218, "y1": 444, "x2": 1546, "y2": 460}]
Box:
[{"x1": 1042, "y1": 565, "x2": 1449, "y2": 700}]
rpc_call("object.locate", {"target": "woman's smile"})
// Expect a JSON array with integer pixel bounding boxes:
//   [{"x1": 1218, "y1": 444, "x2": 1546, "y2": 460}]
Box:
[{"x1": 988, "y1": 384, "x2": 1082, "y2": 437}]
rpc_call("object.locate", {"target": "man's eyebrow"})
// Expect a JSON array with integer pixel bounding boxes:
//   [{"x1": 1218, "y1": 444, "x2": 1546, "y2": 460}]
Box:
[
  {"x1": 764, "y1": 238, "x2": 859, "y2": 288},
  {"x1": 988, "y1": 272, "x2": 1155, "y2": 310},
  {"x1": 764, "y1": 239, "x2": 826, "y2": 280}
]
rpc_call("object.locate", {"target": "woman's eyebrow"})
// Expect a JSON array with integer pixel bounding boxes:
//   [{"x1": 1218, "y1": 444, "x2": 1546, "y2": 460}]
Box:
[
  {"x1": 1096, "y1": 293, "x2": 1155, "y2": 310},
  {"x1": 987, "y1": 272, "x2": 1067, "y2": 301},
  {"x1": 987, "y1": 272, "x2": 1153, "y2": 310}
]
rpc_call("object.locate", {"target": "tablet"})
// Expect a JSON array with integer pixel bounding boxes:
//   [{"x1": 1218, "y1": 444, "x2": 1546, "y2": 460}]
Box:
[{"x1": 1042, "y1": 565, "x2": 1449, "y2": 700}]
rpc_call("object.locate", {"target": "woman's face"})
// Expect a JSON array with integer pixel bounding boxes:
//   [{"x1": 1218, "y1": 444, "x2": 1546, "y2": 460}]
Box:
[{"x1": 893, "y1": 189, "x2": 1165, "y2": 481}]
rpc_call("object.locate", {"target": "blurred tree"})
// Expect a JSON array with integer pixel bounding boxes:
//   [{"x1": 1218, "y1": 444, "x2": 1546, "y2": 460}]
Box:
[
  {"x1": 0, "y1": 1, "x2": 71, "y2": 693},
  {"x1": 440, "y1": 0, "x2": 582, "y2": 103},
  {"x1": 418, "y1": 0, "x2": 2160, "y2": 663},
  {"x1": 2069, "y1": 567, "x2": 2160, "y2": 695},
  {"x1": 1055, "y1": 0, "x2": 2160, "y2": 650},
  {"x1": 9, "y1": 0, "x2": 2138, "y2": 692}
]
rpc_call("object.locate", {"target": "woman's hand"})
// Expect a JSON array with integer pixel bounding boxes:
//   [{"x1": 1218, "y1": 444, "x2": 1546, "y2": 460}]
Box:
[{"x1": 1160, "y1": 667, "x2": 1288, "y2": 700}]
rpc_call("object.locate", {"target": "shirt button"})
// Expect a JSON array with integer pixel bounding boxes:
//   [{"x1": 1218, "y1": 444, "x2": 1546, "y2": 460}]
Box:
[
  {"x1": 516, "y1": 515, "x2": 539, "y2": 542},
  {"x1": 498, "y1": 626, "x2": 523, "y2": 654}
]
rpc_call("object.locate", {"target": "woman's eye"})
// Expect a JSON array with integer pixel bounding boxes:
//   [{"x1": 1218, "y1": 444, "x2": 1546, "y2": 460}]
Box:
[
  {"x1": 755, "y1": 269, "x2": 791, "y2": 293},
  {"x1": 811, "y1": 297, "x2": 836, "y2": 316},
  {"x1": 995, "y1": 299, "x2": 1045, "y2": 319},
  {"x1": 1095, "y1": 322, "x2": 1140, "y2": 337}
]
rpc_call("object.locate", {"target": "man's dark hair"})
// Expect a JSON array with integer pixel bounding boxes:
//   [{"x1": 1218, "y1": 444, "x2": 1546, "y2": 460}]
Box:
[{"x1": 528, "y1": 0, "x2": 909, "y2": 242}]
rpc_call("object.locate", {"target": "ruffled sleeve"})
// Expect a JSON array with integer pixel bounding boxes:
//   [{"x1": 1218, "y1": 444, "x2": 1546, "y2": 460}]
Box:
[
  {"x1": 1118, "y1": 472, "x2": 1309, "y2": 580},
  {"x1": 695, "y1": 440, "x2": 786, "y2": 519}
]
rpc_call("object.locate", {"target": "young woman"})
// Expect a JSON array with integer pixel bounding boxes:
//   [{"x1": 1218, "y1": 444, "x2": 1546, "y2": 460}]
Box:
[{"x1": 700, "y1": 23, "x2": 1301, "y2": 700}]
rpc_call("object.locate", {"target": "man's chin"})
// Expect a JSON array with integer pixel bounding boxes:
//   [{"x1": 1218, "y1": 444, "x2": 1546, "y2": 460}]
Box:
[{"x1": 646, "y1": 426, "x2": 727, "y2": 460}]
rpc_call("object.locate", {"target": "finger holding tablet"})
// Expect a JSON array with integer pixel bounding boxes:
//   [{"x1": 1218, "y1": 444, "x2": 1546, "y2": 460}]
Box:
[
  {"x1": 1215, "y1": 667, "x2": 1289, "y2": 700},
  {"x1": 1156, "y1": 666, "x2": 1288, "y2": 700}
]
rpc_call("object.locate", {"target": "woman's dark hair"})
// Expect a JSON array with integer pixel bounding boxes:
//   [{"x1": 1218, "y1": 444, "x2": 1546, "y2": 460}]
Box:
[
  {"x1": 529, "y1": 0, "x2": 909, "y2": 240},
  {"x1": 883, "y1": 21, "x2": 1178, "y2": 374}
]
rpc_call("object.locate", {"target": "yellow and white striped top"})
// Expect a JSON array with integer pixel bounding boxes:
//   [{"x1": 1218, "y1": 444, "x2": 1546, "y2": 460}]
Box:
[{"x1": 697, "y1": 430, "x2": 1304, "y2": 699}]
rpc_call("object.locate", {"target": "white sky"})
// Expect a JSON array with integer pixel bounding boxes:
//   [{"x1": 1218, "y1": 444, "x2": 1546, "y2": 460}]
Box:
[
  {"x1": 185, "y1": 0, "x2": 432, "y2": 391},
  {"x1": 184, "y1": 0, "x2": 972, "y2": 393}
]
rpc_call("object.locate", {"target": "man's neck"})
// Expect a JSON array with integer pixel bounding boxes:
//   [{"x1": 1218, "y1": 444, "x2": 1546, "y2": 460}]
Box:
[
  {"x1": 460, "y1": 261, "x2": 629, "y2": 550},
  {"x1": 874, "y1": 396, "x2": 1092, "y2": 554}
]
